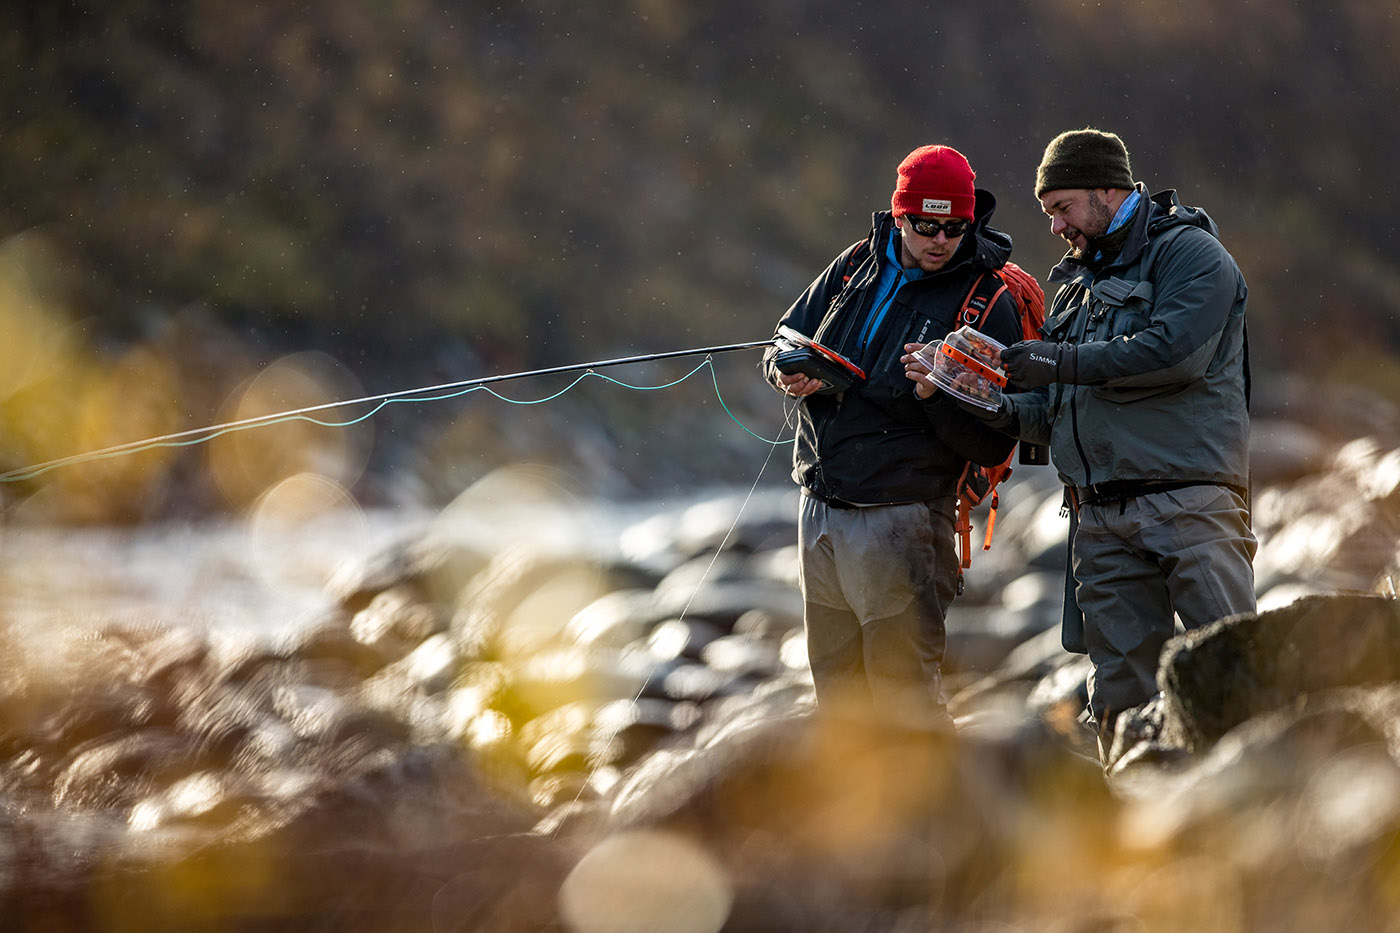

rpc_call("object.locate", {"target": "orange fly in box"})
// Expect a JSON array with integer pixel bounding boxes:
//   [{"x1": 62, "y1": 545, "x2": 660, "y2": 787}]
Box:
[{"x1": 915, "y1": 325, "x2": 1007, "y2": 411}]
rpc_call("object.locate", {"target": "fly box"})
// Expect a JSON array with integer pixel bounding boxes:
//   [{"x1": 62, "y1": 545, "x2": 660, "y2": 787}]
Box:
[{"x1": 915, "y1": 325, "x2": 1007, "y2": 411}]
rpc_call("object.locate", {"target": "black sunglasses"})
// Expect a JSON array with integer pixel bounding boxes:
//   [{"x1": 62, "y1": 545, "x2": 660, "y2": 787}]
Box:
[{"x1": 904, "y1": 215, "x2": 970, "y2": 239}]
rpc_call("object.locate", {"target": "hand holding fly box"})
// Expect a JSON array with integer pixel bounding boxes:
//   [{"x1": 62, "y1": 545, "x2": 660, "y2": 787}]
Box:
[{"x1": 773, "y1": 326, "x2": 866, "y2": 395}]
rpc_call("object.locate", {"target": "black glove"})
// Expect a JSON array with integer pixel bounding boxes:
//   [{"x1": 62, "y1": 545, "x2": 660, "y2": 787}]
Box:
[{"x1": 1000, "y1": 340, "x2": 1064, "y2": 388}]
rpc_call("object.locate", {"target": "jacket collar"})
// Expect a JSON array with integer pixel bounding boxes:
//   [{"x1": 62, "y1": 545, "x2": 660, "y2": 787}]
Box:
[{"x1": 1048, "y1": 182, "x2": 1154, "y2": 283}]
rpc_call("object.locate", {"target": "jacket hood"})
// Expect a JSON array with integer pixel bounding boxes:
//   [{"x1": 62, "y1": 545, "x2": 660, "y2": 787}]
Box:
[
  {"x1": 868, "y1": 187, "x2": 1013, "y2": 273},
  {"x1": 1113, "y1": 184, "x2": 1221, "y2": 270},
  {"x1": 1144, "y1": 186, "x2": 1220, "y2": 238}
]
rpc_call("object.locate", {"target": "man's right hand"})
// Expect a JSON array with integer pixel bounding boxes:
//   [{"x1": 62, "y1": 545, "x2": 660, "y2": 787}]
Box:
[
  {"x1": 776, "y1": 372, "x2": 824, "y2": 397},
  {"x1": 999, "y1": 340, "x2": 1064, "y2": 388}
]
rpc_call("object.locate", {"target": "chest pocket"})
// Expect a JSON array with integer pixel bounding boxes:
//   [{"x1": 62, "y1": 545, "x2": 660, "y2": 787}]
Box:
[
  {"x1": 1043, "y1": 288, "x2": 1083, "y2": 342},
  {"x1": 1087, "y1": 276, "x2": 1154, "y2": 341},
  {"x1": 843, "y1": 297, "x2": 951, "y2": 404},
  {"x1": 899, "y1": 301, "x2": 954, "y2": 352},
  {"x1": 854, "y1": 300, "x2": 938, "y2": 396}
]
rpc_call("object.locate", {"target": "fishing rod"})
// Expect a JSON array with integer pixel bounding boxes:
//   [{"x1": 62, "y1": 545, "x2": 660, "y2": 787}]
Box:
[{"x1": 0, "y1": 339, "x2": 779, "y2": 484}]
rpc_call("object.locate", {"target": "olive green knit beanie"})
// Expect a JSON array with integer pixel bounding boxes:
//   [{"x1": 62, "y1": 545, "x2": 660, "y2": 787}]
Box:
[{"x1": 1034, "y1": 128, "x2": 1134, "y2": 198}]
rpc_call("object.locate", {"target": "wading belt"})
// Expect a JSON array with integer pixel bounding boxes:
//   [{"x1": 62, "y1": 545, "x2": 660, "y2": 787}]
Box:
[{"x1": 1072, "y1": 479, "x2": 1246, "y2": 509}]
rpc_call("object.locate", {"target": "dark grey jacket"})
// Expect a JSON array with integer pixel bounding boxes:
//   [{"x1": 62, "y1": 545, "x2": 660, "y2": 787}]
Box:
[{"x1": 1004, "y1": 185, "x2": 1250, "y2": 491}]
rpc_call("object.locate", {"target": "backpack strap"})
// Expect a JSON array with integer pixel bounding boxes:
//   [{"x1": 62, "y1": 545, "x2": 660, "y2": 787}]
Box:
[
  {"x1": 841, "y1": 235, "x2": 873, "y2": 285},
  {"x1": 959, "y1": 270, "x2": 1010, "y2": 328},
  {"x1": 952, "y1": 462, "x2": 975, "y2": 595},
  {"x1": 805, "y1": 233, "x2": 876, "y2": 349},
  {"x1": 982, "y1": 489, "x2": 1000, "y2": 552}
]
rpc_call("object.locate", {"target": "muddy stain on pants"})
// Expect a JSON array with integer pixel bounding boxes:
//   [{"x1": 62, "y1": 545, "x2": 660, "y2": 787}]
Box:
[{"x1": 798, "y1": 495, "x2": 959, "y2": 729}]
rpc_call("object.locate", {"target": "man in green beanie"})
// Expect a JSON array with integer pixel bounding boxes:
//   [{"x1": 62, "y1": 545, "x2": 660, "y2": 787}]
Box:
[{"x1": 911, "y1": 128, "x2": 1257, "y2": 765}]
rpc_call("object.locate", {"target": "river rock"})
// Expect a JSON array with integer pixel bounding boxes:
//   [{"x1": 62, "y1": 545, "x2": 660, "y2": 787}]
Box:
[
  {"x1": 1249, "y1": 417, "x2": 1332, "y2": 485},
  {"x1": 1159, "y1": 593, "x2": 1400, "y2": 752}
]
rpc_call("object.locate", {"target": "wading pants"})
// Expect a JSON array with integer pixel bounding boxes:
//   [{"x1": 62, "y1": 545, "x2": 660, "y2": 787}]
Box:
[
  {"x1": 798, "y1": 495, "x2": 959, "y2": 730},
  {"x1": 1073, "y1": 485, "x2": 1257, "y2": 740}
]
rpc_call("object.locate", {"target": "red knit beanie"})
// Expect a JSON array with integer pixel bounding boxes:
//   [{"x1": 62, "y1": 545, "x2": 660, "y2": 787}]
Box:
[{"x1": 890, "y1": 145, "x2": 976, "y2": 220}]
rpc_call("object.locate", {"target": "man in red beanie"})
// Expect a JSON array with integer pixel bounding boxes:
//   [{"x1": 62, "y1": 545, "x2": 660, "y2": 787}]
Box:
[{"x1": 761, "y1": 144, "x2": 1025, "y2": 730}]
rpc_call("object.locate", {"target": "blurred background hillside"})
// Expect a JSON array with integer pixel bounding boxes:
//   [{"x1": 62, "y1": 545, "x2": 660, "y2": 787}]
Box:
[{"x1": 3, "y1": 0, "x2": 1399, "y2": 519}]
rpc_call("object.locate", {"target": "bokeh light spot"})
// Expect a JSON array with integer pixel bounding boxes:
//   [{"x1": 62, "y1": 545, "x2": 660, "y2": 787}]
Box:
[{"x1": 558, "y1": 829, "x2": 732, "y2": 933}]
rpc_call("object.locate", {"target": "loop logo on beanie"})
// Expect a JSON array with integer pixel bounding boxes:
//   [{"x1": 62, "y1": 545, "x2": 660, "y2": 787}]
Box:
[{"x1": 891, "y1": 145, "x2": 976, "y2": 221}]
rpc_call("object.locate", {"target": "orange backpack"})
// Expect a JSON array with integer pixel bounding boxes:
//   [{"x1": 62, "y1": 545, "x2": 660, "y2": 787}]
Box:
[{"x1": 951, "y1": 261, "x2": 1047, "y2": 592}]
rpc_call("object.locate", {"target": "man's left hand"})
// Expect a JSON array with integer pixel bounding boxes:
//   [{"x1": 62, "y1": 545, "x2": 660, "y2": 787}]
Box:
[
  {"x1": 775, "y1": 370, "x2": 825, "y2": 397},
  {"x1": 902, "y1": 343, "x2": 938, "y2": 399},
  {"x1": 999, "y1": 340, "x2": 1064, "y2": 388}
]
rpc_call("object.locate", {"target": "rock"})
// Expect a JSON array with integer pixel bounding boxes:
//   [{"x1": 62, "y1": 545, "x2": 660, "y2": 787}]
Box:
[
  {"x1": 1379, "y1": 568, "x2": 1400, "y2": 600},
  {"x1": 949, "y1": 623, "x2": 1083, "y2": 716},
  {"x1": 53, "y1": 729, "x2": 188, "y2": 808},
  {"x1": 1249, "y1": 417, "x2": 1331, "y2": 485},
  {"x1": 283, "y1": 611, "x2": 401, "y2": 681},
  {"x1": 700, "y1": 634, "x2": 780, "y2": 677},
  {"x1": 731, "y1": 606, "x2": 801, "y2": 640},
  {"x1": 653, "y1": 579, "x2": 804, "y2": 631},
  {"x1": 653, "y1": 551, "x2": 754, "y2": 598},
  {"x1": 670, "y1": 489, "x2": 798, "y2": 557},
  {"x1": 1118, "y1": 695, "x2": 1396, "y2": 855},
  {"x1": 589, "y1": 697, "x2": 699, "y2": 768},
  {"x1": 324, "y1": 534, "x2": 489, "y2": 613},
  {"x1": 644, "y1": 618, "x2": 727, "y2": 662},
  {"x1": 945, "y1": 601, "x2": 1056, "y2": 676},
  {"x1": 659, "y1": 662, "x2": 740, "y2": 703},
  {"x1": 1251, "y1": 441, "x2": 1400, "y2": 592},
  {"x1": 1159, "y1": 594, "x2": 1400, "y2": 752},
  {"x1": 566, "y1": 590, "x2": 669, "y2": 649},
  {"x1": 349, "y1": 586, "x2": 447, "y2": 659}
]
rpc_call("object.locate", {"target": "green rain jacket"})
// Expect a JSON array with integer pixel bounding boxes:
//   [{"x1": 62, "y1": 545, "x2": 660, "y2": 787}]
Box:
[{"x1": 1002, "y1": 184, "x2": 1250, "y2": 492}]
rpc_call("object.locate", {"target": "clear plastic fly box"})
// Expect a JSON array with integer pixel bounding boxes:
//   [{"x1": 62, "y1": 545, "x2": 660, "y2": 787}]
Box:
[{"x1": 915, "y1": 325, "x2": 1008, "y2": 411}]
